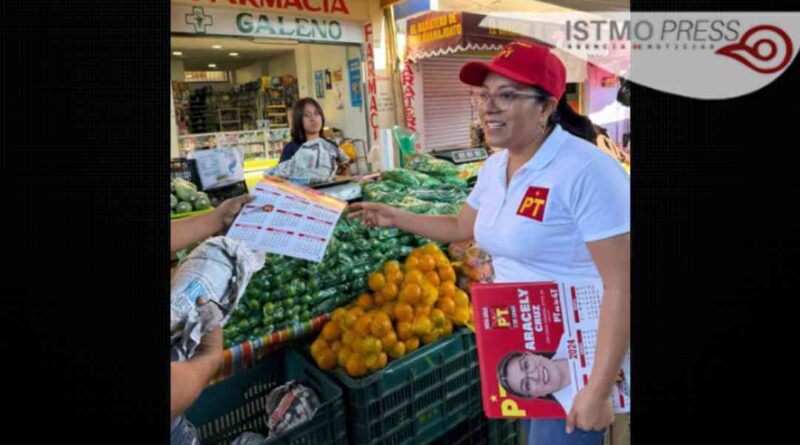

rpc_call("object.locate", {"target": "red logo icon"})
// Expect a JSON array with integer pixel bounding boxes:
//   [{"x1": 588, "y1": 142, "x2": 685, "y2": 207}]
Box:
[
  {"x1": 517, "y1": 187, "x2": 550, "y2": 222},
  {"x1": 716, "y1": 24, "x2": 794, "y2": 74},
  {"x1": 490, "y1": 306, "x2": 513, "y2": 329}
]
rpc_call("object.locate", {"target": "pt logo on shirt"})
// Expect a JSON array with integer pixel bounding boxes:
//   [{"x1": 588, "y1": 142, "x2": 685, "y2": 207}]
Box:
[{"x1": 517, "y1": 187, "x2": 550, "y2": 222}]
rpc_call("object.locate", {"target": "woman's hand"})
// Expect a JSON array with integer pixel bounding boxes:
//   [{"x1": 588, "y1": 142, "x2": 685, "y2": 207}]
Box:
[
  {"x1": 348, "y1": 202, "x2": 399, "y2": 228},
  {"x1": 566, "y1": 385, "x2": 614, "y2": 433}
]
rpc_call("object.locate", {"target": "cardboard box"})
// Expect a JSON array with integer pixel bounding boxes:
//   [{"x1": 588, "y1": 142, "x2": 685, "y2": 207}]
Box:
[{"x1": 611, "y1": 413, "x2": 630, "y2": 445}]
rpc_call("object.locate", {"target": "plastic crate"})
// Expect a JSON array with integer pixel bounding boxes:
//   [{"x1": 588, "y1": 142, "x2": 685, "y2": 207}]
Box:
[
  {"x1": 170, "y1": 158, "x2": 201, "y2": 186},
  {"x1": 205, "y1": 180, "x2": 249, "y2": 207},
  {"x1": 185, "y1": 347, "x2": 347, "y2": 445},
  {"x1": 328, "y1": 329, "x2": 482, "y2": 445},
  {"x1": 431, "y1": 412, "x2": 520, "y2": 445}
]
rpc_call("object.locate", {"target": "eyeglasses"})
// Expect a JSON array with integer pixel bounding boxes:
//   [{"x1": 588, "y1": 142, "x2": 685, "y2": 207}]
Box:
[{"x1": 471, "y1": 89, "x2": 545, "y2": 111}]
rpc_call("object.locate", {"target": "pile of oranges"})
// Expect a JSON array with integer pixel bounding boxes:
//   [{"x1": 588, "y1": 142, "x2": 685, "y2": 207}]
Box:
[{"x1": 310, "y1": 242, "x2": 473, "y2": 377}]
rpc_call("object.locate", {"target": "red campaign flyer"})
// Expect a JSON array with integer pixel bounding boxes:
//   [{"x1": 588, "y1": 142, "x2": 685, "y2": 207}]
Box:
[{"x1": 471, "y1": 281, "x2": 631, "y2": 419}]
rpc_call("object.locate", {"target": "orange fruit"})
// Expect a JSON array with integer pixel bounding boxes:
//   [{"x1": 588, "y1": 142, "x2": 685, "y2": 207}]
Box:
[
  {"x1": 433, "y1": 252, "x2": 450, "y2": 267},
  {"x1": 404, "y1": 256, "x2": 420, "y2": 269},
  {"x1": 341, "y1": 330, "x2": 358, "y2": 346},
  {"x1": 414, "y1": 305, "x2": 431, "y2": 317},
  {"x1": 418, "y1": 255, "x2": 436, "y2": 272},
  {"x1": 351, "y1": 306, "x2": 366, "y2": 318},
  {"x1": 355, "y1": 314, "x2": 374, "y2": 337},
  {"x1": 442, "y1": 319, "x2": 454, "y2": 336},
  {"x1": 421, "y1": 330, "x2": 440, "y2": 345},
  {"x1": 380, "y1": 331, "x2": 399, "y2": 350},
  {"x1": 368, "y1": 273, "x2": 386, "y2": 292},
  {"x1": 399, "y1": 283, "x2": 422, "y2": 304},
  {"x1": 357, "y1": 294, "x2": 375, "y2": 311},
  {"x1": 386, "y1": 270, "x2": 404, "y2": 285},
  {"x1": 439, "y1": 281, "x2": 456, "y2": 298},
  {"x1": 311, "y1": 338, "x2": 329, "y2": 359},
  {"x1": 387, "y1": 341, "x2": 406, "y2": 359},
  {"x1": 425, "y1": 271, "x2": 441, "y2": 287},
  {"x1": 322, "y1": 322, "x2": 342, "y2": 342},
  {"x1": 394, "y1": 302, "x2": 414, "y2": 322},
  {"x1": 374, "y1": 292, "x2": 386, "y2": 305},
  {"x1": 421, "y1": 242, "x2": 441, "y2": 255},
  {"x1": 404, "y1": 270, "x2": 425, "y2": 287},
  {"x1": 396, "y1": 321, "x2": 414, "y2": 340},
  {"x1": 370, "y1": 352, "x2": 388, "y2": 370},
  {"x1": 409, "y1": 248, "x2": 423, "y2": 259},
  {"x1": 363, "y1": 336, "x2": 383, "y2": 355},
  {"x1": 413, "y1": 314, "x2": 433, "y2": 336},
  {"x1": 316, "y1": 348, "x2": 337, "y2": 370},
  {"x1": 430, "y1": 308, "x2": 447, "y2": 329},
  {"x1": 437, "y1": 297, "x2": 456, "y2": 315},
  {"x1": 452, "y1": 307, "x2": 471, "y2": 326},
  {"x1": 341, "y1": 310, "x2": 359, "y2": 330},
  {"x1": 454, "y1": 290, "x2": 469, "y2": 308},
  {"x1": 381, "y1": 282, "x2": 399, "y2": 300},
  {"x1": 380, "y1": 302, "x2": 396, "y2": 319},
  {"x1": 404, "y1": 337, "x2": 420, "y2": 353},
  {"x1": 364, "y1": 352, "x2": 380, "y2": 369},
  {"x1": 351, "y1": 336, "x2": 366, "y2": 354},
  {"x1": 383, "y1": 260, "x2": 402, "y2": 275},
  {"x1": 370, "y1": 313, "x2": 393, "y2": 338},
  {"x1": 331, "y1": 307, "x2": 347, "y2": 323},
  {"x1": 330, "y1": 340, "x2": 342, "y2": 353},
  {"x1": 422, "y1": 284, "x2": 439, "y2": 306},
  {"x1": 337, "y1": 347, "x2": 352, "y2": 368},
  {"x1": 438, "y1": 266, "x2": 456, "y2": 283},
  {"x1": 346, "y1": 354, "x2": 368, "y2": 377}
]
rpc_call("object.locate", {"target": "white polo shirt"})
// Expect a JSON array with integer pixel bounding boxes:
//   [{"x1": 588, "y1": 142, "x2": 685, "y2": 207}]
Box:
[{"x1": 466, "y1": 124, "x2": 630, "y2": 284}]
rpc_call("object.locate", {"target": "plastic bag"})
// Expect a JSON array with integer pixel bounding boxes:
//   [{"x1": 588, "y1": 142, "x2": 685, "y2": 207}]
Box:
[
  {"x1": 265, "y1": 381, "x2": 321, "y2": 438},
  {"x1": 448, "y1": 240, "x2": 495, "y2": 285},
  {"x1": 170, "y1": 237, "x2": 265, "y2": 360},
  {"x1": 231, "y1": 432, "x2": 267, "y2": 445},
  {"x1": 270, "y1": 139, "x2": 347, "y2": 184},
  {"x1": 391, "y1": 125, "x2": 417, "y2": 168}
]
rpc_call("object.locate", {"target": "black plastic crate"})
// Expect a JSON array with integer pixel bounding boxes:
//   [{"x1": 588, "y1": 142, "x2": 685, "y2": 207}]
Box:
[
  {"x1": 206, "y1": 180, "x2": 249, "y2": 207},
  {"x1": 185, "y1": 347, "x2": 347, "y2": 445},
  {"x1": 170, "y1": 158, "x2": 201, "y2": 186}
]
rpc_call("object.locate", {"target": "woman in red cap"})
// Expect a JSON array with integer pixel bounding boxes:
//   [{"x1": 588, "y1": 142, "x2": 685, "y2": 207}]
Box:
[{"x1": 350, "y1": 40, "x2": 629, "y2": 445}]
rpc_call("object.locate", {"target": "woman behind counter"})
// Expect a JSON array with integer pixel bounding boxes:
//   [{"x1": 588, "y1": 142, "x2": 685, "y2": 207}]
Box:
[{"x1": 279, "y1": 98, "x2": 351, "y2": 175}]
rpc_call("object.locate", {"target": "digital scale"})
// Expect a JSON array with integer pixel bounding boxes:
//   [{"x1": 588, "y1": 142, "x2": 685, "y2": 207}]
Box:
[
  {"x1": 431, "y1": 146, "x2": 489, "y2": 164},
  {"x1": 311, "y1": 177, "x2": 363, "y2": 202}
]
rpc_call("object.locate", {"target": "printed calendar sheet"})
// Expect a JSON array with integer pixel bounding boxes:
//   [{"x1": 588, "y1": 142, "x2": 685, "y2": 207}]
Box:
[{"x1": 226, "y1": 177, "x2": 346, "y2": 262}]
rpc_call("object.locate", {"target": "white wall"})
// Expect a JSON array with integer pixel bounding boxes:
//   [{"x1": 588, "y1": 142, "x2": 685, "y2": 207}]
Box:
[
  {"x1": 235, "y1": 61, "x2": 268, "y2": 84},
  {"x1": 298, "y1": 44, "x2": 367, "y2": 144},
  {"x1": 268, "y1": 52, "x2": 297, "y2": 78},
  {"x1": 171, "y1": 59, "x2": 185, "y2": 82},
  {"x1": 235, "y1": 53, "x2": 298, "y2": 85}
]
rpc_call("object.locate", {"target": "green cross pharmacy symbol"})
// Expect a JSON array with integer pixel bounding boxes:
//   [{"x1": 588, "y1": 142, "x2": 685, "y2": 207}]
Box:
[{"x1": 186, "y1": 7, "x2": 213, "y2": 34}]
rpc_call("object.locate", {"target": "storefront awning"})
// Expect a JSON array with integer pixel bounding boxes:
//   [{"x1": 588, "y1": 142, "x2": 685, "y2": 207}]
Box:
[{"x1": 405, "y1": 11, "x2": 551, "y2": 62}]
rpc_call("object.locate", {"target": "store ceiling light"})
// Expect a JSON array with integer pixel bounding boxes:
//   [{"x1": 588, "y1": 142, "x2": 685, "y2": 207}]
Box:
[
  {"x1": 208, "y1": 63, "x2": 217, "y2": 68},
  {"x1": 212, "y1": 45, "x2": 223, "y2": 49},
  {"x1": 229, "y1": 52, "x2": 239, "y2": 56},
  {"x1": 172, "y1": 51, "x2": 183, "y2": 56},
  {"x1": 251, "y1": 38, "x2": 299, "y2": 45}
]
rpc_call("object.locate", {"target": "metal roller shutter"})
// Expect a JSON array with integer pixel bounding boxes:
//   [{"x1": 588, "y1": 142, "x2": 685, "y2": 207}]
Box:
[{"x1": 420, "y1": 55, "x2": 491, "y2": 151}]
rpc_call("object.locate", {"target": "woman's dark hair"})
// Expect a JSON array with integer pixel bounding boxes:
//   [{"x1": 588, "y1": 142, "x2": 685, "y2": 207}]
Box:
[
  {"x1": 497, "y1": 351, "x2": 558, "y2": 402},
  {"x1": 533, "y1": 87, "x2": 598, "y2": 144},
  {"x1": 290, "y1": 98, "x2": 325, "y2": 144}
]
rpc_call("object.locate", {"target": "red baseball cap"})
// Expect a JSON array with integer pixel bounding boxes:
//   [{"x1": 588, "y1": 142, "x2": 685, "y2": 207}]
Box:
[{"x1": 460, "y1": 40, "x2": 567, "y2": 100}]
